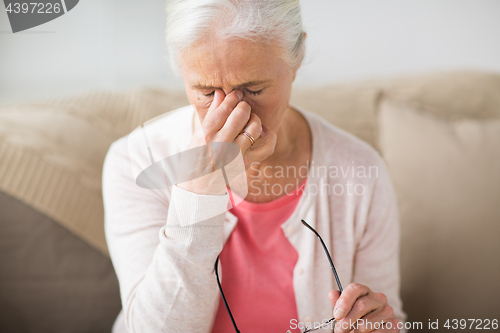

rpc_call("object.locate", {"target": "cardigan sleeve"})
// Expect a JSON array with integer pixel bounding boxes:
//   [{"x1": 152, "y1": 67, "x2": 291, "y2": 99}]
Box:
[
  {"x1": 103, "y1": 138, "x2": 228, "y2": 333},
  {"x1": 351, "y1": 156, "x2": 407, "y2": 329}
]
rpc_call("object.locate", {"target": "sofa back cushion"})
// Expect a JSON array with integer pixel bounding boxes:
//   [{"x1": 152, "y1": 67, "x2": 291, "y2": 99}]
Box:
[
  {"x1": 291, "y1": 70, "x2": 500, "y2": 150},
  {"x1": 378, "y1": 99, "x2": 500, "y2": 322}
]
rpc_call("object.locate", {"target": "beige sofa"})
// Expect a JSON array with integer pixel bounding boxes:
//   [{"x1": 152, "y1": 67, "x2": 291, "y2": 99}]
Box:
[{"x1": 1, "y1": 71, "x2": 499, "y2": 332}]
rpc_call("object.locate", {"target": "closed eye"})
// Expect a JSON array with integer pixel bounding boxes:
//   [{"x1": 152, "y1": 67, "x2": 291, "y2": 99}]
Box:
[
  {"x1": 245, "y1": 88, "x2": 264, "y2": 95},
  {"x1": 201, "y1": 88, "x2": 264, "y2": 97}
]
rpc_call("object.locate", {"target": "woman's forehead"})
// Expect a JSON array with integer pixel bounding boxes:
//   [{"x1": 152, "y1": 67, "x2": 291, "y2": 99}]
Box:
[{"x1": 180, "y1": 38, "x2": 288, "y2": 87}]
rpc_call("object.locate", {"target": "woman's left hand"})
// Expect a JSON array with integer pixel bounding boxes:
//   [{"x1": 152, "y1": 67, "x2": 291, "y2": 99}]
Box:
[{"x1": 329, "y1": 283, "x2": 400, "y2": 332}]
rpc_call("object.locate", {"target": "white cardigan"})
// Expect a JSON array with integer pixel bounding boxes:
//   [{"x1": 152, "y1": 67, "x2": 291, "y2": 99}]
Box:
[{"x1": 103, "y1": 105, "x2": 406, "y2": 333}]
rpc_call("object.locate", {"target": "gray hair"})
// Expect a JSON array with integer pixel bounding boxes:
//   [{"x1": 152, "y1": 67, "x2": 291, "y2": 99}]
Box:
[{"x1": 165, "y1": 0, "x2": 306, "y2": 73}]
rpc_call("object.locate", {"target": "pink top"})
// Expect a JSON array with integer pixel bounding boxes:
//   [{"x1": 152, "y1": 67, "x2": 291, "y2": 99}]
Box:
[{"x1": 211, "y1": 179, "x2": 307, "y2": 333}]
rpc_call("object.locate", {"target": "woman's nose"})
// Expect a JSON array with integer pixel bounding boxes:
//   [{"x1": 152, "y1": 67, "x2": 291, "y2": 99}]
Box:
[
  {"x1": 221, "y1": 88, "x2": 234, "y2": 96},
  {"x1": 219, "y1": 88, "x2": 244, "y2": 100}
]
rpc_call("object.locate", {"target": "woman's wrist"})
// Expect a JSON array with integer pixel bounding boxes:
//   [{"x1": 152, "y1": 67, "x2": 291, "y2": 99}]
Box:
[{"x1": 176, "y1": 170, "x2": 227, "y2": 196}]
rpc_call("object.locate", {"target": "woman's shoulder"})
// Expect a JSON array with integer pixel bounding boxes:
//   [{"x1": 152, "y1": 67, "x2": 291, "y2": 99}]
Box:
[
  {"x1": 108, "y1": 105, "x2": 194, "y2": 154},
  {"x1": 104, "y1": 105, "x2": 195, "y2": 181}
]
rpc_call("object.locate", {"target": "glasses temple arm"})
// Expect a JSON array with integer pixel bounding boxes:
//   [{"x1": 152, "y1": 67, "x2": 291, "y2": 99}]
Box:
[
  {"x1": 301, "y1": 220, "x2": 343, "y2": 294},
  {"x1": 214, "y1": 255, "x2": 241, "y2": 333}
]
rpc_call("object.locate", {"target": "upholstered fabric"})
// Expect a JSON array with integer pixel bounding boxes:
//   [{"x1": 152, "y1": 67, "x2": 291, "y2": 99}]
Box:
[
  {"x1": 291, "y1": 70, "x2": 500, "y2": 150},
  {"x1": 0, "y1": 71, "x2": 499, "y2": 332},
  {"x1": 0, "y1": 89, "x2": 189, "y2": 256},
  {"x1": 378, "y1": 99, "x2": 500, "y2": 322},
  {"x1": 0, "y1": 191, "x2": 121, "y2": 333}
]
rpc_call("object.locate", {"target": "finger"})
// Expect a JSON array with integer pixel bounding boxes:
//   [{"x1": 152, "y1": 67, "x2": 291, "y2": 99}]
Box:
[
  {"x1": 194, "y1": 89, "x2": 224, "y2": 144},
  {"x1": 218, "y1": 101, "x2": 252, "y2": 141},
  {"x1": 234, "y1": 112, "x2": 262, "y2": 152},
  {"x1": 208, "y1": 89, "x2": 225, "y2": 114},
  {"x1": 243, "y1": 124, "x2": 276, "y2": 167},
  {"x1": 334, "y1": 283, "x2": 371, "y2": 320},
  {"x1": 329, "y1": 289, "x2": 341, "y2": 309},
  {"x1": 336, "y1": 295, "x2": 382, "y2": 333},
  {"x1": 352, "y1": 306, "x2": 398, "y2": 333},
  {"x1": 203, "y1": 90, "x2": 243, "y2": 134}
]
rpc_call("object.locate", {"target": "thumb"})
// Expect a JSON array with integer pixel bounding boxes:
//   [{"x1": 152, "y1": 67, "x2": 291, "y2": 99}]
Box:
[
  {"x1": 328, "y1": 290, "x2": 341, "y2": 313},
  {"x1": 207, "y1": 89, "x2": 225, "y2": 115}
]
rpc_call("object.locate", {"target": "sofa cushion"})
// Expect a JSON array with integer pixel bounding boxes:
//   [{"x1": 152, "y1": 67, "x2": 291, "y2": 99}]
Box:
[
  {"x1": 0, "y1": 191, "x2": 121, "y2": 333},
  {"x1": 378, "y1": 70, "x2": 500, "y2": 120},
  {"x1": 0, "y1": 88, "x2": 189, "y2": 256},
  {"x1": 292, "y1": 70, "x2": 500, "y2": 150},
  {"x1": 377, "y1": 99, "x2": 500, "y2": 322}
]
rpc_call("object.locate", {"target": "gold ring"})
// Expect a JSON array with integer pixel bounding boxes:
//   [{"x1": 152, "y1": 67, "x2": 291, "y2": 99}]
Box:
[{"x1": 241, "y1": 131, "x2": 256, "y2": 145}]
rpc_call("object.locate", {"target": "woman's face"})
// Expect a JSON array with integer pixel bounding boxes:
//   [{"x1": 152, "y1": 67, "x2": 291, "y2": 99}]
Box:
[{"x1": 179, "y1": 38, "x2": 297, "y2": 133}]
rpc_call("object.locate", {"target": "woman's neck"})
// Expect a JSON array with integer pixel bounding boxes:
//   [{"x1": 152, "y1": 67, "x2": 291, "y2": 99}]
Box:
[
  {"x1": 243, "y1": 106, "x2": 312, "y2": 203},
  {"x1": 261, "y1": 106, "x2": 310, "y2": 164}
]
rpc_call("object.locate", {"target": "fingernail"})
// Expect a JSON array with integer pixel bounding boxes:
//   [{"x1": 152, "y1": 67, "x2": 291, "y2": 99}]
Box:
[
  {"x1": 236, "y1": 90, "x2": 243, "y2": 100},
  {"x1": 334, "y1": 308, "x2": 344, "y2": 319}
]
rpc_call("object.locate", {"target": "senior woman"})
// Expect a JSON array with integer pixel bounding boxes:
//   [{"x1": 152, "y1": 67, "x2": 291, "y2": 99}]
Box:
[{"x1": 103, "y1": 1, "x2": 406, "y2": 332}]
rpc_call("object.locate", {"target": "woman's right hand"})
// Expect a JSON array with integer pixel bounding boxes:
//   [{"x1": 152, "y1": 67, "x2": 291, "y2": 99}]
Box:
[{"x1": 177, "y1": 89, "x2": 277, "y2": 195}]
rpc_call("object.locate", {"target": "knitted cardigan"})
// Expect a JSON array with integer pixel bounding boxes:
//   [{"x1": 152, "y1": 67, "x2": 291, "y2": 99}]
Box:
[{"x1": 103, "y1": 105, "x2": 406, "y2": 333}]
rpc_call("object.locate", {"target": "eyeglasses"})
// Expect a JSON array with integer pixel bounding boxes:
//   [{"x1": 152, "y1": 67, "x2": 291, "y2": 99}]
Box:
[{"x1": 214, "y1": 219, "x2": 344, "y2": 333}]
